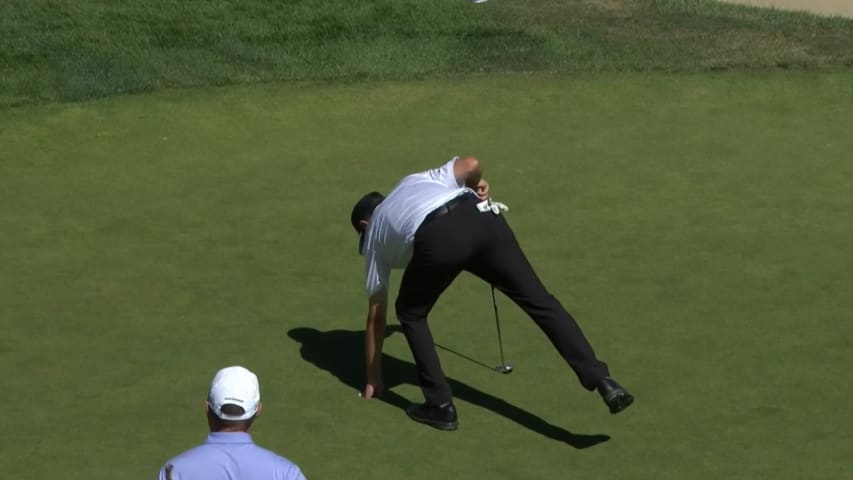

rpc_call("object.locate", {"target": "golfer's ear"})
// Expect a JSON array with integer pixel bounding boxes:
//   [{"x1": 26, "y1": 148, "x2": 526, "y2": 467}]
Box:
[
  {"x1": 454, "y1": 156, "x2": 481, "y2": 186},
  {"x1": 358, "y1": 219, "x2": 369, "y2": 231},
  {"x1": 256, "y1": 402, "x2": 263, "y2": 417}
]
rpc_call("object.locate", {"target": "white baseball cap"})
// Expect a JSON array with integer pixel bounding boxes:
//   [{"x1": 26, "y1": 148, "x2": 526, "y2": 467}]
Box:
[{"x1": 207, "y1": 366, "x2": 261, "y2": 421}]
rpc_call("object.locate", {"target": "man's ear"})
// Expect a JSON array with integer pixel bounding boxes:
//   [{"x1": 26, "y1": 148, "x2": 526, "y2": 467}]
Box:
[
  {"x1": 358, "y1": 219, "x2": 369, "y2": 231},
  {"x1": 454, "y1": 156, "x2": 481, "y2": 187},
  {"x1": 256, "y1": 402, "x2": 263, "y2": 417}
]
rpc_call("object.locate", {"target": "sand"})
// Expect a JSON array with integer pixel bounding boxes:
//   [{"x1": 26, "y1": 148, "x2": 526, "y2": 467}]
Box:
[{"x1": 719, "y1": 0, "x2": 853, "y2": 18}]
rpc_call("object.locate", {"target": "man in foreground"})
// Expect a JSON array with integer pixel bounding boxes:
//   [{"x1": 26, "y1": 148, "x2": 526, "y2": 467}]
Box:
[
  {"x1": 350, "y1": 155, "x2": 633, "y2": 430},
  {"x1": 157, "y1": 366, "x2": 306, "y2": 479}
]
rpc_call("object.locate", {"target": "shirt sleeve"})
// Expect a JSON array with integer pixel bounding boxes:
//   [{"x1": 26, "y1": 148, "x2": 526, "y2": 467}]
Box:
[
  {"x1": 426, "y1": 156, "x2": 461, "y2": 188},
  {"x1": 277, "y1": 457, "x2": 307, "y2": 480},
  {"x1": 365, "y1": 250, "x2": 391, "y2": 297}
]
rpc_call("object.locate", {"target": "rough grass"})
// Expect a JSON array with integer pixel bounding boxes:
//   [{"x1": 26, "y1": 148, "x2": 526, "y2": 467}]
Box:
[{"x1": 1, "y1": 0, "x2": 852, "y2": 108}]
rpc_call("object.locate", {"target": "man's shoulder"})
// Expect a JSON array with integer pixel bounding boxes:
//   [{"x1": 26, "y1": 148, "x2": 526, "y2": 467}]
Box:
[
  {"x1": 164, "y1": 442, "x2": 207, "y2": 461},
  {"x1": 161, "y1": 442, "x2": 215, "y2": 467},
  {"x1": 158, "y1": 443, "x2": 209, "y2": 479},
  {"x1": 252, "y1": 444, "x2": 305, "y2": 478}
]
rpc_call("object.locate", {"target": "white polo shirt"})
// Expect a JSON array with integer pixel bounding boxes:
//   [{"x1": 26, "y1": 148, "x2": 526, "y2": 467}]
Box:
[{"x1": 362, "y1": 157, "x2": 473, "y2": 296}]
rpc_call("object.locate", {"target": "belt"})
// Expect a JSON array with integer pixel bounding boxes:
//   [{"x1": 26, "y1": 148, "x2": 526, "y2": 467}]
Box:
[{"x1": 422, "y1": 193, "x2": 475, "y2": 225}]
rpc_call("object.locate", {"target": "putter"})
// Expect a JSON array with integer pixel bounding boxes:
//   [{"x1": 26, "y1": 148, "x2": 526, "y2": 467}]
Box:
[{"x1": 491, "y1": 285, "x2": 513, "y2": 374}]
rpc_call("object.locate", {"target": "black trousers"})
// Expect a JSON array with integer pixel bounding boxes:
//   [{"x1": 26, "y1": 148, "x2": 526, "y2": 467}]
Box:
[{"x1": 395, "y1": 195, "x2": 610, "y2": 406}]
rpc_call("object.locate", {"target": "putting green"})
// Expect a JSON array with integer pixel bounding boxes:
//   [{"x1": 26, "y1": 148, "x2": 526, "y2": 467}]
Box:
[{"x1": 1, "y1": 73, "x2": 851, "y2": 479}]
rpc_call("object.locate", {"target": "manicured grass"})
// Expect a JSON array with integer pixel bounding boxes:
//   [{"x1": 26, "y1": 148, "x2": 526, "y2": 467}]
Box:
[
  {"x1": 1, "y1": 73, "x2": 851, "y2": 479},
  {"x1": 2, "y1": 0, "x2": 852, "y2": 108}
]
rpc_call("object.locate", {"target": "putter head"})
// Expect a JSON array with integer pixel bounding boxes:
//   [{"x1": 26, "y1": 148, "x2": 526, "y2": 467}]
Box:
[{"x1": 495, "y1": 364, "x2": 513, "y2": 374}]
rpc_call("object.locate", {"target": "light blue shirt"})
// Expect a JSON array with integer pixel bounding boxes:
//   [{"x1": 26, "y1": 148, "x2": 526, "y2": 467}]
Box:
[{"x1": 158, "y1": 432, "x2": 306, "y2": 480}]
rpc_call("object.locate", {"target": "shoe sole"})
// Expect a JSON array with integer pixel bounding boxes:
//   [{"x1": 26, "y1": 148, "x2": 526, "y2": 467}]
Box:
[
  {"x1": 607, "y1": 392, "x2": 634, "y2": 414},
  {"x1": 405, "y1": 410, "x2": 458, "y2": 431}
]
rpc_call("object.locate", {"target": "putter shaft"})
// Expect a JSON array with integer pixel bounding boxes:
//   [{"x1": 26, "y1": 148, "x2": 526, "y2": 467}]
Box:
[{"x1": 491, "y1": 285, "x2": 511, "y2": 373}]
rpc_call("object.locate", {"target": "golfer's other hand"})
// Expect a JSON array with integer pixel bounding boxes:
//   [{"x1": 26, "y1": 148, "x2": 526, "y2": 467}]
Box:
[{"x1": 362, "y1": 382, "x2": 383, "y2": 399}]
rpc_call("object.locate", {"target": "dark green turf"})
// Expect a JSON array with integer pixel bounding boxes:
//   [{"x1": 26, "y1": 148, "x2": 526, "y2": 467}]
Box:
[
  {"x1": 1, "y1": 73, "x2": 851, "y2": 479},
  {"x1": 2, "y1": 0, "x2": 852, "y2": 108}
]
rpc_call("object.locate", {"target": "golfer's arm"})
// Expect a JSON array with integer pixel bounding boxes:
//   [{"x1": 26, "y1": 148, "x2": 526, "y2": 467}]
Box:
[{"x1": 365, "y1": 291, "x2": 388, "y2": 384}]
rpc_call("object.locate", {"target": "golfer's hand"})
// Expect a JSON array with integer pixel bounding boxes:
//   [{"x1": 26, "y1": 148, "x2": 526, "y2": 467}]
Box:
[
  {"x1": 362, "y1": 381, "x2": 383, "y2": 399},
  {"x1": 474, "y1": 179, "x2": 489, "y2": 200}
]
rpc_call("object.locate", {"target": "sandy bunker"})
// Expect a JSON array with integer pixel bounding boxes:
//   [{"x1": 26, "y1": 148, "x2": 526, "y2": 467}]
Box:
[{"x1": 720, "y1": 0, "x2": 853, "y2": 17}]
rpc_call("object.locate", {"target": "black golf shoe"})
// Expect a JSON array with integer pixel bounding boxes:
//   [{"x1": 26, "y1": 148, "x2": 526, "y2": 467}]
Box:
[
  {"x1": 597, "y1": 377, "x2": 634, "y2": 414},
  {"x1": 405, "y1": 402, "x2": 458, "y2": 430}
]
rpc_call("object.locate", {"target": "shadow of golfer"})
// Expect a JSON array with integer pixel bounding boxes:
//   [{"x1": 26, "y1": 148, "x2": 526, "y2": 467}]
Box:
[{"x1": 288, "y1": 326, "x2": 610, "y2": 449}]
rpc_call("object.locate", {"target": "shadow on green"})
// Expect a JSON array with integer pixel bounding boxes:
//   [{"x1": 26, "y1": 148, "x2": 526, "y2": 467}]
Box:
[{"x1": 288, "y1": 325, "x2": 610, "y2": 448}]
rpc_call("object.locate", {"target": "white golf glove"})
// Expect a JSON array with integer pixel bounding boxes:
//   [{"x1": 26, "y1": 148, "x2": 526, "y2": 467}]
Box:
[{"x1": 477, "y1": 199, "x2": 509, "y2": 215}]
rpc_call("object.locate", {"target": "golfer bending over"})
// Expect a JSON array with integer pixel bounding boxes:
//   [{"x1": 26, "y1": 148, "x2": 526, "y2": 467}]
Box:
[{"x1": 350, "y1": 156, "x2": 633, "y2": 430}]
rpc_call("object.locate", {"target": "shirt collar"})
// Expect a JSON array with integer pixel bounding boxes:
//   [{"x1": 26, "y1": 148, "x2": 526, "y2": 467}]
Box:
[{"x1": 205, "y1": 432, "x2": 255, "y2": 444}]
